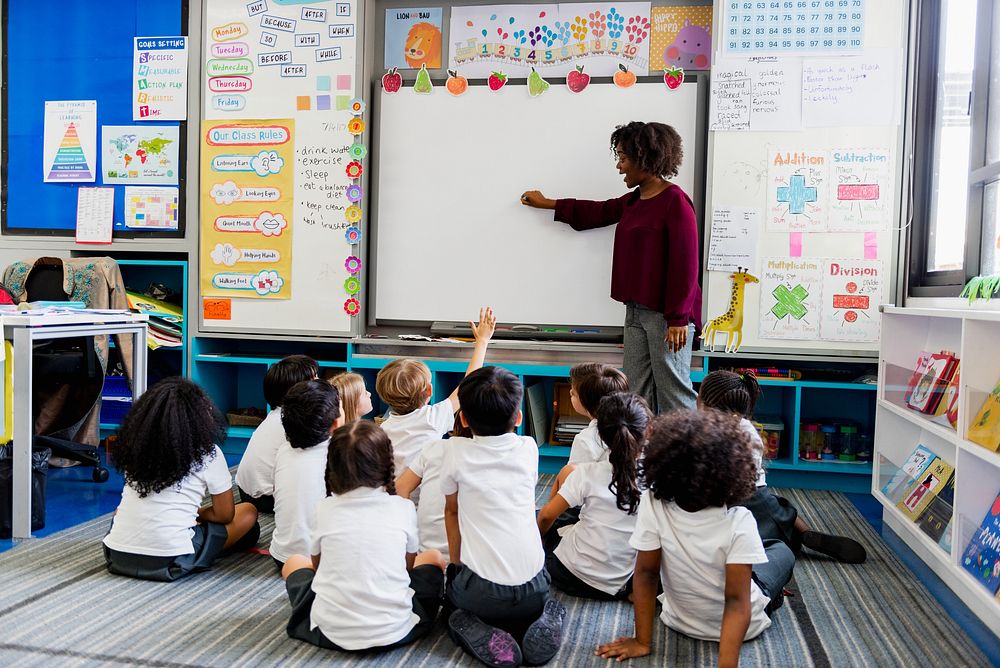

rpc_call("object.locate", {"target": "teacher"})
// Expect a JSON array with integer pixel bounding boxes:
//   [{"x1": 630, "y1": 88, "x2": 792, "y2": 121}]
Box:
[{"x1": 521, "y1": 121, "x2": 700, "y2": 414}]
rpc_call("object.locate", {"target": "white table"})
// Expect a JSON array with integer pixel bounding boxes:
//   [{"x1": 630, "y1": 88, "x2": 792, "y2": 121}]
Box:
[{"x1": 2, "y1": 310, "x2": 148, "y2": 540}]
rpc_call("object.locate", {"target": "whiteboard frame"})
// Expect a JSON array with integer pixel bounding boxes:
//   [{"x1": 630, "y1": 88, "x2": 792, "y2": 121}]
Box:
[{"x1": 366, "y1": 74, "x2": 709, "y2": 332}]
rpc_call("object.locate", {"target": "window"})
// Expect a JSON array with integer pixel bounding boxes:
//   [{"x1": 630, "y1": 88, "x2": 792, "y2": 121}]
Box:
[{"x1": 910, "y1": 0, "x2": 999, "y2": 295}]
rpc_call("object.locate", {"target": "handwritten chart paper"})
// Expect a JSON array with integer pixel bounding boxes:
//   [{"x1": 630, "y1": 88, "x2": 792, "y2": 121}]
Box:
[
  {"x1": 125, "y1": 186, "x2": 180, "y2": 230},
  {"x1": 759, "y1": 258, "x2": 823, "y2": 340},
  {"x1": 134, "y1": 37, "x2": 189, "y2": 120},
  {"x1": 802, "y1": 49, "x2": 897, "y2": 127},
  {"x1": 710, "y1": 58, "x2": 802, "y2": 132},
  {"x1": 722, "y1": 0, "x2": 866, "y2": 55},
  {"x1": 767, "y1": 149, "x2": 828, "y2": 232},
  {"x1": 75, "y1": 187, "x2": 115, "y2": 244},
  {"x1": 820, "y1": 259, "x2": 882, "y2": 341},
  {"x1": 829, "y1": 148, "x2": 891, "y2": 231},
  {"x1": 43, "y1": 101, "x2": 97, "y2": 183},
  {"x1": 708, "y1": 207, "x2": 760, "y2": 272}
]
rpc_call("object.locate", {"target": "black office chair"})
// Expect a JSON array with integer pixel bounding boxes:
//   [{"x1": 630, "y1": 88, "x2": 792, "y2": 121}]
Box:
[{"x1": 24, "y1": 261, "x2": 109, "y2": 482}]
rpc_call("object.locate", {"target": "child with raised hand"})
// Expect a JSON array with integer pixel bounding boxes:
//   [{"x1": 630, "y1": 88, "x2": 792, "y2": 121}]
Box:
[
  {"x1": 566, "y1": 363, "x2": 629, "y2": 466},
  {"x1": 538, "y1": 392, "x2": 651, "y2": 600},
  {"x1": 442, "y1": 366, "x2": 566, "y2": 668},
  {"x1": 379, "y1": 306, "x2": 496, "y2": 480},
  {"x1": 597, "y1": 410, "x2": 794, "y2": 665},
  {"x1": 236, "y1": 354, "x2": 319, "y2": 513},
  {"x1": 330, "y1": 372, "x2": 374, "y2": 423},
  {"x1": 282, "y1": 421, "x2": 446, "y2": 653},
  {"x1": 698, "y1": 370, "x2": 866, "y2": 564},
  {"x1": 270, "y1": 379, "x2": 343, "y2": 569},
  {"x1": 103, "y1": 378, "x2": 260, "y2": 582}
]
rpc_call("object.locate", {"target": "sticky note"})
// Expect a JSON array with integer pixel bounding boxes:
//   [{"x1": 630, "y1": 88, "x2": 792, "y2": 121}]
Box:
[
  {"x1": 336, "y1": 74, "x2": 353, "y2": 90},
  {"x1": 316, "y1": 75, "x2": 331, "y2": 91},
  {"x1": 316, "y1": 95, "x2": 331, "y2": 111},
  {"x1": 203, "y1": 298, "x2": 232, "y2": 320},
  {"x1": 335, "y1": 95, "x2": 351, "y2": 111},
  {"x1": 864, "y1": 231, "x2": 878, "y2": 259},
  {"x1": 789, "y1": 232, "x2": 803, "y2": 257},
  {"x1": 296, "y1": 96, "x2": 311, "y2": 110}
]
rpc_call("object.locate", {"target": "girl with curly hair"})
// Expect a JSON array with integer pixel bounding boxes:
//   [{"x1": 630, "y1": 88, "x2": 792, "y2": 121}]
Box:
[
  {"x1": 281, "y1": 421, "x2": 446, "y2": 653},
  {"x1": 521, "y1": 121, "x2": 700, "y2": 415},
  {"x1": 102, "y1": 378, "x2": 260, "y2": 582},
  {"x1": 699, "y1": 370, "x2": 866, "y2": 564},
  {"x1": 537, "y1": 392, "x2": 651, "y2": 601},
  {"x1": 597, "y1": 410, "x2": 794, "y2": 665}
]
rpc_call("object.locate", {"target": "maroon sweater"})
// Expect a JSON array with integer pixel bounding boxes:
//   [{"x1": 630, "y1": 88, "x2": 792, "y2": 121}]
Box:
[{"x1": 554, "y1": 184, "x2": 701, "y2": 331}]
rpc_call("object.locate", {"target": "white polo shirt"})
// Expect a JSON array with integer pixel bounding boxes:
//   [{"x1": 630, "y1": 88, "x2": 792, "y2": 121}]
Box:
[
  {"x1": 554, "y1": 460, "x2": 638, "y2": 594},
  {"x1": 567, "y1": 419, "x2": 608, "y2": 465},
  {"x1": 103, "y1": 445, "x2": 232, "y2": 557},
  {"x1": 381, "y1": 399, "x2": 455, "y2": 477},
  {"x1": 439, "y1": 433, "x2": 544, "y2": 586},
  {"x1": 235, "y1": 408, "x2": 286, "y2": 498},
  {"x1": 406, "y1": 438, "x2": 449, "y2": 556},
  {"x1": 269, "y1": 439, "x2": 329, "y2": 564},
  {"x1": 309, "y1": 487, "x2": 420, "y2": 650},
  {"x1": 740, "y1": 418, "x2": 767, "y2": 488},
  {"x1": 629, "y1": 490, "x2": 772, "y2": 641}
]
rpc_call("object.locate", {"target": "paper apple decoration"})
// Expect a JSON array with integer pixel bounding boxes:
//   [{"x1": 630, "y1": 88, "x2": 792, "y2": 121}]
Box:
[
  {"x1": 567, "y1": 65, "x2": 590, "y2": 93},
  {"x1": 613, "y1": 64, "x2": 636, "y2": 89},
  {"x1": 382, "y1": 67, "x2": 402, "y2": 93},
  {"x1": 446, "y1": 70, "x2": 468, "y2": 96}
]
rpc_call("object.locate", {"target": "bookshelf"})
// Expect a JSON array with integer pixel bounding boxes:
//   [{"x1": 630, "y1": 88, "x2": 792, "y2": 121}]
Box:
[{"x1": 874, "y1": 306, "x2": 1000, "y2": 638}]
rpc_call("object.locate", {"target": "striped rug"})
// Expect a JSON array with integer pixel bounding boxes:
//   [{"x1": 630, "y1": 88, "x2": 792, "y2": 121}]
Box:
[{"x1": 0, "y1": 481, "x2": 988, "y2": 667}]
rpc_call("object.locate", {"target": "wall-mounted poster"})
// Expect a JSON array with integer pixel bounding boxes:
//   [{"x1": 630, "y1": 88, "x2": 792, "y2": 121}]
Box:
[
  {"x1": 43, "y1": 100, "x2": 97, "y2": 183},
  {"x1": 649, "y1": 5, "x2": 711, "y2": 71},
  {"x1": 102, "y1": 125, "x2": 180, "y2": 185},
  {"x1": 385, "y1": 8, "x2": 443, "y2": 69},
  {"x1": 134, "y1": 37, "x2": 188, "y2": 120}
]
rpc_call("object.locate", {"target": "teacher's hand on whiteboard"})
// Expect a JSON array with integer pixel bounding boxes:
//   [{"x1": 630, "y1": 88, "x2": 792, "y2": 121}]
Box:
[
  {"x1": 520, "y1": 190, "x2": 556, "y2": 210},
  {"x1": 665, "y1": 326, "x2": 687, "y2": 353}
]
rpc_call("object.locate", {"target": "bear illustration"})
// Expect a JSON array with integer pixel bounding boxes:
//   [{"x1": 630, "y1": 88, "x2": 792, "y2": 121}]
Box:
[
  {"x1": 664, "y1": 21, "x2": 711, "y2": 70},
  {"x1": 404, "y1": 22, "x2": 442, "y2": 69}
]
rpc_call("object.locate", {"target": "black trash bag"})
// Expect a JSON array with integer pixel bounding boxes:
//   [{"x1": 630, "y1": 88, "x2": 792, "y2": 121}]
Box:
[{"x1": 0, "y1": 443, "x2": 51, "y2": 538}]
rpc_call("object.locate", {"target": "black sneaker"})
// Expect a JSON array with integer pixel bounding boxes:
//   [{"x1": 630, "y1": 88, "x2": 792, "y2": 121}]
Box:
[
  {"x1": 448, "y1": 609, "x2": 522, "y2": 668},
  {"x1": 801, "y1": 531, "x2": 868, "y2": 564},
  {"x1": 521, "y1": 599, "x2": 566, "y2": 666}
]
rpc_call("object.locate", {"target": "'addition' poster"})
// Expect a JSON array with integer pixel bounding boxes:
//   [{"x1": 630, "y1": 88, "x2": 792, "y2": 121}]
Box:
[
  {"x1": 43, "y1": 100, "x2": 97, "y2": 183},
  {"x1": 200, "y1": 120, "x2": 294, "y2": 299}
]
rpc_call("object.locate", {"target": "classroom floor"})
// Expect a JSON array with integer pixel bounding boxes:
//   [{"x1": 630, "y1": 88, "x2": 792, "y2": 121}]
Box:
[{"x1": 2, "y1": 454, "x2": 999, "y2": 666}]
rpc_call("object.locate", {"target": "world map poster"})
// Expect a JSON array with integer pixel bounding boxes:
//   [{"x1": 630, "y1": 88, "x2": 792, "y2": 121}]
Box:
[{"x1": 102, "y1": 125, "x2": 180, "y2": 185}]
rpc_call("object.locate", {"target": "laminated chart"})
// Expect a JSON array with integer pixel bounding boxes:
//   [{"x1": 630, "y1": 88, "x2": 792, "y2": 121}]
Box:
[
  {"x1": 759, "y1": 258, "x2": 822, "y2": 340},
  {"x1": 722, "y1": 0, "x2": 866, "y2": 55},
  {"x1": 201, "y1": 120, "x2": 294, "y2": 299},
  {"x1": 449, "y1": 3, "x2": 652, "y2": 78},
  {"x1": 43, "y1": 101, "x2": 97, "y2": 183},
  {"x1": 820, "y1": 259, "x2": 882, "y2": 342},
  {"x1": 767, "y1": 149, "x2": 827, "y2": 233}
]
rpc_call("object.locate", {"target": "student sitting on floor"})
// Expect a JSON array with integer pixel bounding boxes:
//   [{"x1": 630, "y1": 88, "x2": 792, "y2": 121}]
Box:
[
  {"x1": 597, "y1": 410, "x2": 794, "y2": 665},
  {"x1": 378, "y1": 307, "x2": 496, "y2": 481},
  {"x1": 394, "y1": 308, "x2": 497, "y2": 558},
  {"x1": 269, "y1": 379, "x2": 343, "y2": 569},
  {"x1": 330, "y1": 372, "x2": 374, "y2": 424},
  {"x1": 565, "y1": 363, "x2": 629, "y2": 466},
  {"x1": 236, "y1": 355, "x2": 319, "y2": 513},
  {"x1": 281, "y1": 421, "x2": 446, "y2": 653},
  {"x1": 442, "y1": 366, "x2": 566, "y2": 668},
  {"x1": 537, "y1": 392, "x2": 651, "y2": 601},
  {"x1": 102, "y1": 378, "x2": 260, "y2": 582},
  {"x1": 698, "y1": 370, "x2": 867, "y2": 564}
]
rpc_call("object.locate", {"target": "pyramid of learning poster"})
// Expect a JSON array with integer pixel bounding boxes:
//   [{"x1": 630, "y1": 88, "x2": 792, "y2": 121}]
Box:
[{"x1": 47, "y1": 123, "x2": 93, "y2": 180}]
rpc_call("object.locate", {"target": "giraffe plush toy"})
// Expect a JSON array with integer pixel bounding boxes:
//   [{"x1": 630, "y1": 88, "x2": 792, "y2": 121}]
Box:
[{"x1": 701, "y1": 267, "x2": 759, "y2": 353}]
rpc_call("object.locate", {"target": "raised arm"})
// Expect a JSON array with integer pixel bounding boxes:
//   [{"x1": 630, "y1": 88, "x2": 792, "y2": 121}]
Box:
[
  {"x1": 447, "y1": 306, "x2": 496, "y2": 412},
  {"x1": 521, "y1": 190, "x2": 632, "y2": 231}
]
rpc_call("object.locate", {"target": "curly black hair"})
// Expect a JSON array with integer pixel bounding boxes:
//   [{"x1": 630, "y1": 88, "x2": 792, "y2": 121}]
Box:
[
  {"x1": 698, "y1": 370, "x2": 761, "y2": 418},
  {"x1": 326, "y1": 421, "x2": 396, "y2": 496},
  {"x1": 610, "y1": 121, "x2": 684, "y2": 179},
  {"x1": 596, "y1": 392, "x2": 651, "y2": 515},
  {"x1": 281, "y1": 379, "x2": 341, "y2": 449},
  {"x1": 110, "y1": 377, "x2": 227, "y2": 498},
  {"x1": 642, "y1": 410, "x2": 758, "y2": 511}
]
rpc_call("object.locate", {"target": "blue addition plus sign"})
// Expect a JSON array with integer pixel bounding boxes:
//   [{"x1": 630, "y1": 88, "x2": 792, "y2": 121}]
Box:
[{"x1": 776, "y1": 175, "x2": 818, "y2": 215}]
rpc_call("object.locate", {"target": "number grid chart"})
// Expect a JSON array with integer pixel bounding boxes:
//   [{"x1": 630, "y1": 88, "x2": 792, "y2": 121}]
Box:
[{"x1": 724, "y1": 0, "x2": 865, "y2": 55}]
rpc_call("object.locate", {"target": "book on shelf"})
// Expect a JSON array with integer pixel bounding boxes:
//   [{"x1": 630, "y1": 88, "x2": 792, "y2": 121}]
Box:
[
  {"x1": 916, "y1": 472, "x2": 955, "y2": 546},
  {"x1": 897, "y1": 457, "x2": 953, "y2": 521},
  {"x1": 960, "y1": 490, "x2": 1000, "y2": 595},
  {"x1": 968, "y1": 378, "x2": 1000, "y2": 453},
  {"x1": 881, "y1": 444, "x2": 937, "y2": 502},
  {"x1": 904, "y1": 351, "x2": 959, "y2": 414},
  {"x1": 126, "y1": 291, "x2": 183, "y2": 349},
  {"x1": 930, "y1": 362, "x2": 960, "y2": 430}
]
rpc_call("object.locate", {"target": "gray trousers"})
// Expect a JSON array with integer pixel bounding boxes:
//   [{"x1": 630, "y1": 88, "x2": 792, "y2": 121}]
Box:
[
  {"x1": 752, "y1": 539, "x2": 796, "y2": 615},
  {"x1": 623, "y1": 302, "x2": 697, "y2": 414}
]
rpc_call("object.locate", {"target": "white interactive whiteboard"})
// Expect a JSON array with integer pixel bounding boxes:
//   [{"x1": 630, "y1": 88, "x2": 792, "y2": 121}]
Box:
[{"x1": 373, "y1": 79, "x2": 704, "y2": 328}]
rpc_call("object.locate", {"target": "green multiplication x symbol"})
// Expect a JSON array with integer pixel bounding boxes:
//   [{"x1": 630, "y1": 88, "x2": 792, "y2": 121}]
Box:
[{"x1": 771, "y1": 284, "x2": 809, "y2": 320}]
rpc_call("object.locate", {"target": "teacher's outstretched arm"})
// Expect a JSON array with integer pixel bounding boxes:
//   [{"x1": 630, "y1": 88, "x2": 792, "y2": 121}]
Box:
[{"x1": 521, "y1": 189, "x2": 630, "y2": 231}]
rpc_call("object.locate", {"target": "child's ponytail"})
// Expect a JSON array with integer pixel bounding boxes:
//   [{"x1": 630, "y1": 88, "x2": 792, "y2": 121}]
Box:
[
  {"x1": 698, "y1": 370, "x2": 761, "y2": 418},
  {"x1": 596, "y1": 392, "x2": 651, "y2": 515}
]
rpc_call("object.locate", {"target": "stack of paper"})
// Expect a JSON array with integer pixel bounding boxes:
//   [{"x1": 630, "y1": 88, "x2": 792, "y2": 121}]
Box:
[{"x1": 126, "y1": 291, "x2": 183, "y2": 349}]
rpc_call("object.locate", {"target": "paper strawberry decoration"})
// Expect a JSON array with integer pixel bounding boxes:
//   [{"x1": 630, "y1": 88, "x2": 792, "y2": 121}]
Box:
[
  {"x1": 664, "y1": 66, "x2": 684, "y2": 90},
  {"x1": 488, "y1": 71, "x2": 508, "y2": 91}
]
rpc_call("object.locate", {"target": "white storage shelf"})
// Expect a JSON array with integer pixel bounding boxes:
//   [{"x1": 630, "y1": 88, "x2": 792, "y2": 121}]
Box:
[{"x1": 875, "y1": 306, "x2": 1000, "y2": 638}]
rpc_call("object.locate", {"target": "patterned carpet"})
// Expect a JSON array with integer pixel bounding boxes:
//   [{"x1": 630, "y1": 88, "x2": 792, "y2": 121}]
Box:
[{"x1": 0, "y1": 479, "x2": 989, "y2": 667}]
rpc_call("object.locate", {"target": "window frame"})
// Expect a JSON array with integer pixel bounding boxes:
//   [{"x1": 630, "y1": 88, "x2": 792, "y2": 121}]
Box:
[{"x1": 908, "y1": 0, "x2": 995, "y2": 297}]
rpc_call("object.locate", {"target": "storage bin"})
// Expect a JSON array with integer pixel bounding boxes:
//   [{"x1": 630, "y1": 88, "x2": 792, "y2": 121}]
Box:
[{"x1": 752, "y1": 415, "x2": 785, "y2": 460}]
